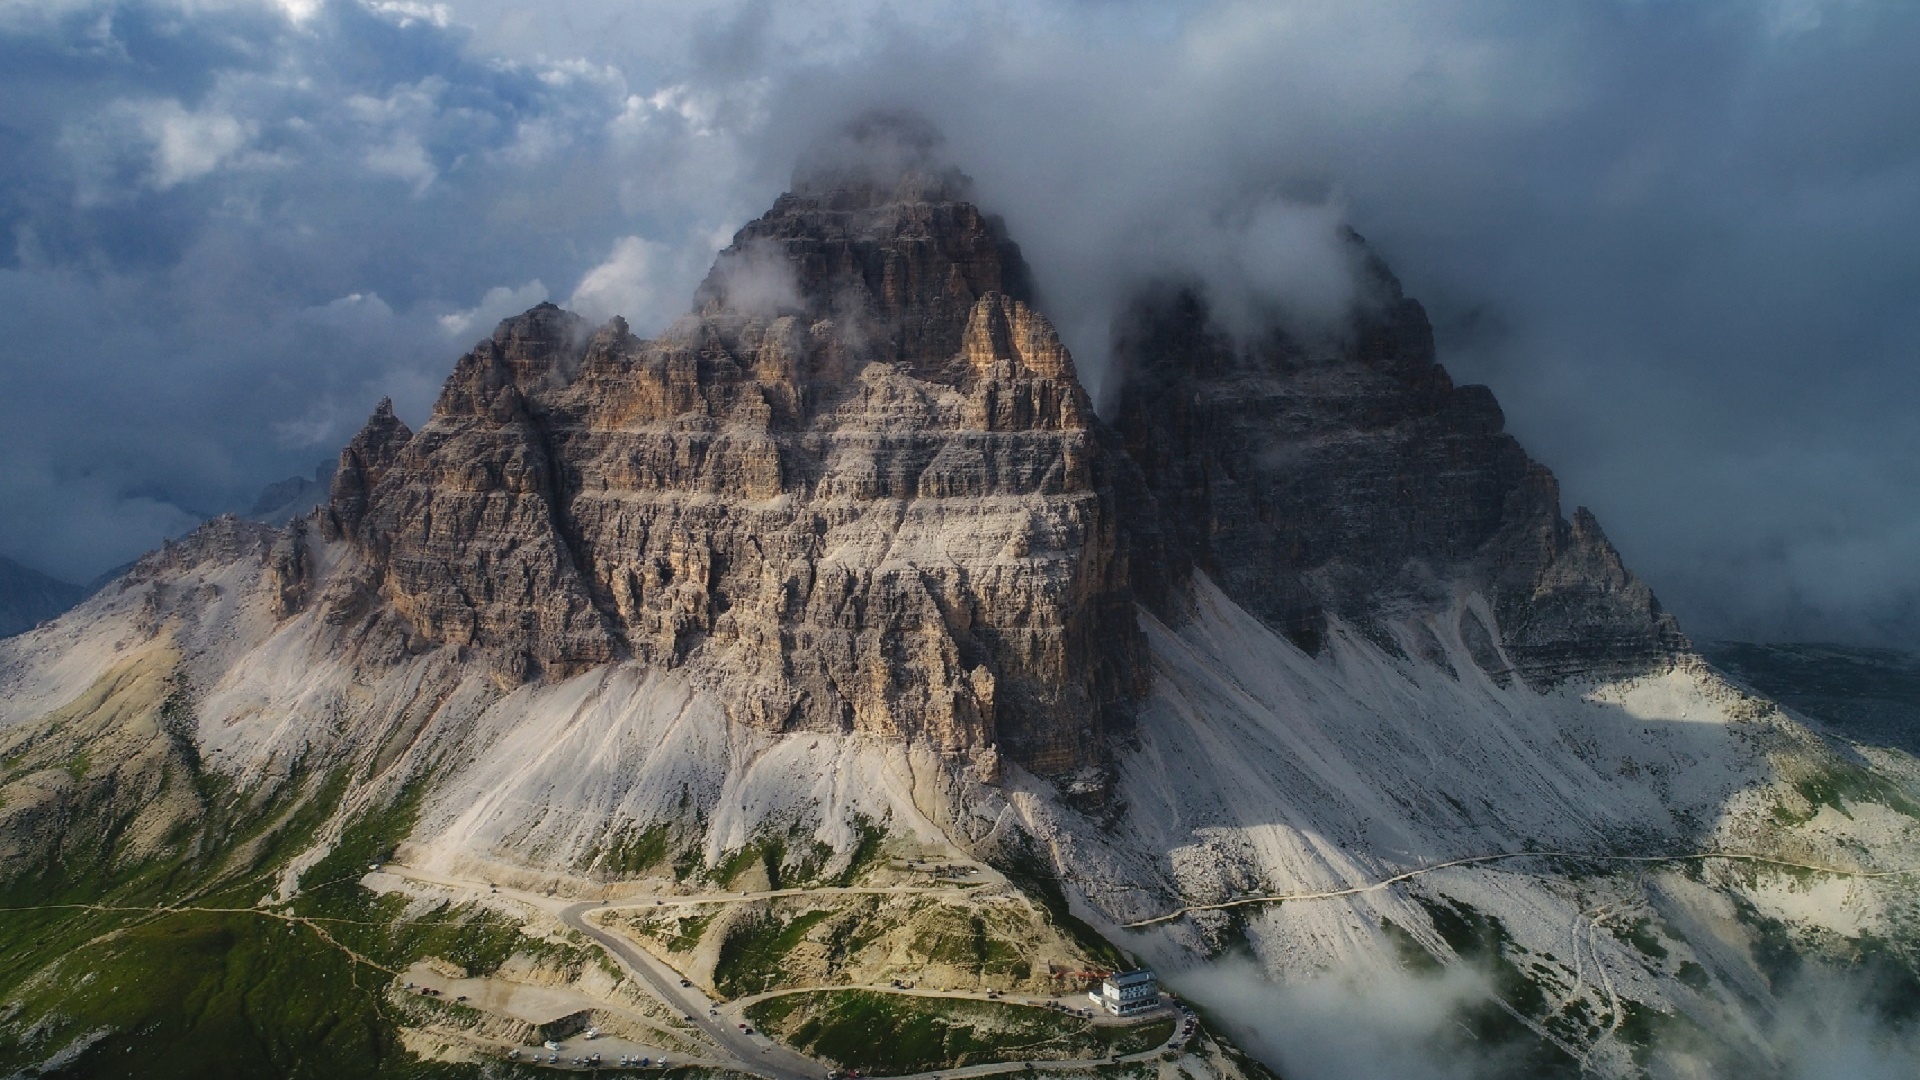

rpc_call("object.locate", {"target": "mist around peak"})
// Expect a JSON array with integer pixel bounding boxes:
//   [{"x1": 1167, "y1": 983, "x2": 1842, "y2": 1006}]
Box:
[{"x1": 791, "y1": 108, "x2": 973, "y2": 204}]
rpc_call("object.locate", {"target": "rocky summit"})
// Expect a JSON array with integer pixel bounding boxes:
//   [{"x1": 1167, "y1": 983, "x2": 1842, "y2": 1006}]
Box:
[
  {"x1": 318, "y1": 159, "x2": 1143, "y2": 777},
  {"x1": 1112, "y1": 256, "x2": 1687, "y2": 683},
  {"x1": 311, "y1": 147, "x2": 1679, "y2": 783},
  {"x1": 2, "y1": 125, "x2": 1916, "y2": 1080}
]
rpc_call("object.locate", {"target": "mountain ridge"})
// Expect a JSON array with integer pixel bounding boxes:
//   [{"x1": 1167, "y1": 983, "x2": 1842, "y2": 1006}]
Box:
[
  {"x1": 303, "y1": 154, "x2": 1684, "y2": 784},
  {"x1": 0, "y1": 554, "x2": 84, "y2": 639}
]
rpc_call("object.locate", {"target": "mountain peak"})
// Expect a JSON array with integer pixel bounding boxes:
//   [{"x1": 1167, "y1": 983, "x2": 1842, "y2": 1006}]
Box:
[
  {"x1": 300, "y1": 148, "x2": 1685, "y2": 784},
  {"x1": 10, "y1": 141, "x2": 1879, "y2": 1080},
  {"x1": 313, "y1": 163, "x2": 1136, "y2": 773},
  {"x1": 790, "y1": 109, "x2": 973, "y2": 205},
  {"x1": 695, "y1": 125, "x2": 1036, "y2": 381}
]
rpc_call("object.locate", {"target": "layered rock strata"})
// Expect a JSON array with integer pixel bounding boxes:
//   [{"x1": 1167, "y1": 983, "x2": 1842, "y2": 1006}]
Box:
[
  {"x1": 313, "y1": 144, "x2": 1684, "y2": 778},
  {"x1": 322, "y1": 168, "x2": 1144, "y2": 776}
]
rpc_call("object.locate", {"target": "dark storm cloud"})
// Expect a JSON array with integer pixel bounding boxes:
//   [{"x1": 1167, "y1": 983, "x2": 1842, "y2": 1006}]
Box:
[{"x1": 1, "y1": 0, "x2": 1916, "y2": 653}]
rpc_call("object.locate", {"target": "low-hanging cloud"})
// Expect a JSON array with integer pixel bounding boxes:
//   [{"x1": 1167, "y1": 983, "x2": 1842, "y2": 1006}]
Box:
[
  {"x1": 697, "y1": 238, "x2": 807, "y2": 321},
  {"x1": 1177, "y1": 959, "x2": 1505, "y2": 1080},
  {"x1": 1177, "y1": 954, "x2": 1920, "y2": 1080}
]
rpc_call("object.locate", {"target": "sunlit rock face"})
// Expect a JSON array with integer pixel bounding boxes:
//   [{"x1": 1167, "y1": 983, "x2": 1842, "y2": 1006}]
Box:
[
  {"x1": 1109, "y1": 253, "x2": 1687, "y2": 686},
  {"x1": 315, "y1": 134, "x2": 1686, "y2": 782},
  {"x1": 322, "y1": 150, "x2": 1147, "y2": 778}
]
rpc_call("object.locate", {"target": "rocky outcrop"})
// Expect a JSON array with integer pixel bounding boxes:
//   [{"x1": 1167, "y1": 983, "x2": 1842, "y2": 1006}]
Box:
[
  {"x1": 311, "y1": 125, "x2": 1684, "y2": 778},
  {"x1": 324, "y1": 398, "x2": 413, "y2": 541},
  {"x1": 125, "y1": 514, "x2": 281, "y2": 584},
  {"x1": 324, "y1": 159, "x2": 1145, "y2": 775},
  {"x1": 1492, "y1": 505, "x2": 1688, "y2": 682},
  {"x1": 1110, "y1": 248, "x2": 1686, "y2": 684}
]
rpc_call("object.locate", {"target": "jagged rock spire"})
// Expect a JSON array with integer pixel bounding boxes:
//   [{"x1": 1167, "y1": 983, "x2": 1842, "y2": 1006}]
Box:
[{"x1": 324, "y1": 398, "x2": 412, "y2": 540}]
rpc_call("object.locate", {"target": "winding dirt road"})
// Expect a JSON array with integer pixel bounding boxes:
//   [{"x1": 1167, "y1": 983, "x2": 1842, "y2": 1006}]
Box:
[{"x1": 559, "y1": 899, "x2": 823, "y2": 1080}]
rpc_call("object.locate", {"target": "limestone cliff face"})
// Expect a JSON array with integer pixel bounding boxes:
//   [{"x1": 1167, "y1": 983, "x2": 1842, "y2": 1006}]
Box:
[
  {"x1": 324, "y1": 168, "x2": 1145, "y2": 776},
  {"x1": 316, "y1": 157, "x2": 1685, "y2": 776},
  {"x1": 1110, "y1": 249, "x2": 1686, "y2": 685}
]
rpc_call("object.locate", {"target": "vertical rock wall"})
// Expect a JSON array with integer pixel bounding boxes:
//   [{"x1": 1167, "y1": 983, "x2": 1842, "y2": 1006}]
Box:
[{"x1": 325, "y1": 168, "x2": 1146, "y2": 776}]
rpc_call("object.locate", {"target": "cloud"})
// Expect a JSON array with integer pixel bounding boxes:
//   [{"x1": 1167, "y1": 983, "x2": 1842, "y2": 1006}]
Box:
[
  {"x1": 1766, "y1": 974, "x2": 1920, "y2": 1080},
  {"x1": 0, "y1": 0, "x2": 762, "y2": 578},
  {"x1": 1176, "y1": 960, "x2": 1504, "y2": 1080},
  {"x1": 568, "y1": 235, "x2": 676, "y2": 329},
  {"x1": 440, "y1": 280, "x2": 548, "y2": 338},
  {"x1": 1175, "y1": 953, "x2": 1920, "y2": 1080},
  {"x1": 697, "y1": 237, "x2": 804, "y2": 320},
  {"x1": 123, "y1": 98, "x2": 254, "y2": 188},
  {"x1": 363, "y1": 1, "x2": 450, "y2": 29},
  {"x1": 0, "y1": 0, "x2": 1918, "y2": 1067},
  {"x1": 724, "y1": 0, "x2": 1920, "y2": 649},
  {"x1": 362, "y1": 133, "x2": 436, "y2": 191}
]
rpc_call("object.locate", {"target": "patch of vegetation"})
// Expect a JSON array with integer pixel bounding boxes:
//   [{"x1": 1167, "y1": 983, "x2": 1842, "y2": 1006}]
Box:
[
  {"x1": 598, "y1": 823, "x2": 674, "y2": 875},
  {"x1": 0, "y1": 754, "x2": 584, "y2": 1079},
  {"x1": 713, "y1": 831, "x2": 835, "y2": 891},
  {"x1": 989, "y1": 839, "x2": 1126, "y2": 971},
  {"x1": 1411, "y1": 897, "x2": 1581, "y2": 1078},
  {"x1": 1541, "y1": 994, "x2": 1598, "y2": 1047},
  {"x1": 0, "y1": 906, "x2": 481, "y2": 1080},
  {"x1": 831, "y1": 815, "x2": 887, "y2": 887},
  {"x1": 664, "y1": 911, "x2": 716, "y2": 953},
  {"x1": 1676, "y1": 960, "x2": 1711, "y2": 992},
  {"x1": 1728, "y1": 896, "x2": 1802, "y2": 987},
  {"x1": 1788, "y1": 764, "x2": 1920, "y2": 823},
  {"x1": 674, "y1": 844, "x2": 703, "y2": 882},
  {"x1": 712, "y1": 909, "x2": 832, "y2": 998},
  {"x1": 819, "y1": 896, "x2": 887, "y2": 965},
  {"x1": 295, "y1": 778, "x2": 429, "y2": 895},
  {"x1": 1612, "y1": 999, "x2": 1721, "y2": 1068},
  {"x1": 0, "y1": 763, "x2": 541, "y2": 1080},
  {"x1": 1770, "y1": 802, "x2": 1811, "y2": 827},
  {"x1": 712, "y1": 819, "x2": 885, "y2": 891},
  {"x1": 1832, "y1": 931, "x2": 1920, "y2": 1028},
  {"x1": 746, "y1": 990, "x2": 1174, "y2": 1074},
  {"x1": 908, "y1": 910, "x2": 1030, "y2": 979},
  {"x1": 1379, "y1": 917, "x2": 1443, "y2": 974},
  {"x1": 661, "y1": 1070, "x2": 769, "y2": 1080},
  {"x1": 1418, "y1": 897, "x2": 1547, "y2": 1017},
  {"x1": 714, "y1": 838, "x2": 780, "y2": 889},
  {"x1": 1615, "y1": 916, "x2": 1669, "y2": 961}
]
